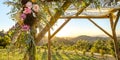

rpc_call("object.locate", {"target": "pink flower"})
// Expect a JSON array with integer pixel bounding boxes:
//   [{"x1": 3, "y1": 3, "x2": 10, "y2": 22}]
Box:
[
  {"x1": 20, "y1": 13, "x2": 26, "y2": 20},
  {"x1": 25, "y1": 1, "x2": 32, "y2": 9},
  {"x1": 23, "y1": 8, "x2": 32, "y2": 14},
  {"x1": 32, "y1": 4, "x2": 40, "y2": 12},
  {"x1": 22, "y1": 25, "x2": 30, "y2": 31}
]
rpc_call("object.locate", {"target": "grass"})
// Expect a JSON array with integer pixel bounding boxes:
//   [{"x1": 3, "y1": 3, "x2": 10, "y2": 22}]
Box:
[{"x1": 0, "y1": 48, "x2": 110, "y2": 60}]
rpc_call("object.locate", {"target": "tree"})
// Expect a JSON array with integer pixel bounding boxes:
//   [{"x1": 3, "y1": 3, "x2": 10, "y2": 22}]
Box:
[
  {"x1": 75, "y1": 40, "x2": 90, "y2": 51},
  {"x1": 106, "y1": 39, "x2": 115, "y2": 56},
  {"x1": 93, "y1": 40, "x2": 107, "y2": 52},
  {"x1": 0, "y1": 35, "x2": 10, "y2": 48}
]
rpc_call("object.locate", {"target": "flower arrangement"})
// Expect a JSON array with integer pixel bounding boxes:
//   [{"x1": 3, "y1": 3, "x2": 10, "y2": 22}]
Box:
[{"x1": 20, "y1": 0, "x2": 40, "y2": 31}]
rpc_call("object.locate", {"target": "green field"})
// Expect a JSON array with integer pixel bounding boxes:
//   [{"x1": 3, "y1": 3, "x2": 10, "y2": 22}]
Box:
[{"x1": 0, "y1": 49, "x2": 100, "y2": 60}]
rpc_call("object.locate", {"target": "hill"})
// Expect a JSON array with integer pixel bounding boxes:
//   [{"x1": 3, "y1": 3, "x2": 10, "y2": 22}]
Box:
[
  {"x1": 39, "y1": 35, "x2": 109, "y2": 45},
  {"x1": 70, "y1": 35, "x2": 108, "y2": 43}
]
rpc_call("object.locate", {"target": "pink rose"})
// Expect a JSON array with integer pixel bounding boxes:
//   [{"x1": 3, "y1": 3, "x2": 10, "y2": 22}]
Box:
[
  {"x1": 22, "y1": 25, "x2": 30, "y2": 31},
  {"x1": 25, "y1": 1, "x2": 32, "y2": 9},
  {"x1": 23, "y1": 8, "x2": 32, "y2": 14},
  {"x1": 32, "y1": 4, "x2": 40, "y2": 12}
]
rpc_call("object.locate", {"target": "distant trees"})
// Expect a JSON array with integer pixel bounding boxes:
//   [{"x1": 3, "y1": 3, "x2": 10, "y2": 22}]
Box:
[
  {"x1": 106, "y1": 40, "x2": 115, "y2": 56},
  {"x1": 91, "y1": 40, "x2": 107, "y2": 56},
  {"x1": 48, "y1": 38, "x2": 120, "y2": 57},
  {"x1": 75, "y1": 40, "x2": 91, "y2": 51},
  {"x1": 0, "y1": 35, "x2": 11, "y2": 48},
  {"x1": 38, "y1": 37, "x2": 120, "y2": 58},
  {"x1": 0, "y1": 30, "x2": 11, "y2": 48}
]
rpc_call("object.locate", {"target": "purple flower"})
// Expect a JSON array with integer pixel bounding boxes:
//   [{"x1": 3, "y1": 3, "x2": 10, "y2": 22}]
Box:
[
  {"x1": 23, "y1": 8, "x2": 32, "y2": 14},
  {"x1": 22, "y1": 25, "x2": 30, "y2": 31},
  {"x1": 20, "y1": 13, "x2": 26, "y2": 20}
]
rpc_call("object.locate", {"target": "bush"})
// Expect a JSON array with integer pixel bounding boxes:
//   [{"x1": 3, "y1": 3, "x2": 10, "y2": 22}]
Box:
[{"x1": 0, "y1": 36, "x2": 10, "y2": 48}]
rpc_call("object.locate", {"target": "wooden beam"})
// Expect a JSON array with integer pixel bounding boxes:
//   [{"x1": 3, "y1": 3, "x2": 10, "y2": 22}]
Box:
[
  {"x1": 60, "y1": 8, "x2": 120, "y2": 19},
  {"x1": 50, "y1": 19, "x2": 71, "y2": 39},
  {"x1": 60, "y1": 15, "x2": 109, "y2": 19},
  {"x1": 88, "y1": 18, "x2": 113, "y2": 38},
  {"x1": 109, "y1": 8, "x2": 120, "y2": 13},
  {"x1": 48, "y1": 30, "x2": 51, "y2": 60},
  {"x1": 35, "y1": 1, "x2": 71, "y2": 44}
]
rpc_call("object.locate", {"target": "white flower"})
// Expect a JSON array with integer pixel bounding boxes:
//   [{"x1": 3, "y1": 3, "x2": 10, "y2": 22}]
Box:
[
  {"x1": 26, "y1": 1, "x2": 32, "y2": 9},
  {"x1": 32, "y1": 4, "x2": 40, "y2": 12}
]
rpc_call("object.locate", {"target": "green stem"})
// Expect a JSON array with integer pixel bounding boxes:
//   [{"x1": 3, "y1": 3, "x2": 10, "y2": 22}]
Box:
[{"x1": 28, "y1": 40, "x2": 36, "y2": 60}]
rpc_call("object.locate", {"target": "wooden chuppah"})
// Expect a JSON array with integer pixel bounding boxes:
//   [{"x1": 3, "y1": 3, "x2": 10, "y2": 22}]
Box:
[{"x1": 37, "y1": 7, "x2": 120, "y2": 60}]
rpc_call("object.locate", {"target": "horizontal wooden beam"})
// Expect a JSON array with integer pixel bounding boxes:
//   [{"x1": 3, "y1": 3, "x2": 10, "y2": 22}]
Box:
[
  {"x1": 109, "y1": 8, "x2": 120, "y2": 12},
  {"x1": 60, "y1": 15, "x2": 109, "y2": 19},
  {"x1": 60, "y1": 8, "x2": 120, "y2": 19}
]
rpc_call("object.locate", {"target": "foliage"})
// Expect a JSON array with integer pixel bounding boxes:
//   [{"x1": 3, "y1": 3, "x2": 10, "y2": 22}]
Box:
[
  {"x1": 0, "y1": 48, "x2": 99, "y2": 60},
  {"x1": 0, "y1": 35, "x2": 11, "y2": 48},
  {"x1": 0, "y1": 38, "x2": 119, "y2": 60},
  {"x1": 92, "y1": 40, "x2": 107, "y2": 53},
  {"x1": 106, "y1": 39, "x2": 115, "y2": 56},
  {"x1": 73, "y1": 40, "x2": 91, "y2": 51},
  {"x1": 50, "y1": 38, "x2": 120, "y2": 57}
]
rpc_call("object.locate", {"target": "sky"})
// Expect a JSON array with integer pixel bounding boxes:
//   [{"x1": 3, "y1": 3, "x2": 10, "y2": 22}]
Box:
[
  {"x1": 0, "y1": 0, "x2": 120, "y2": 37},
  {"x1": 0, "y1": 0, "x2": 15, "y2": 31},
  {"x1": 52, "y1": 18, "x2": 120, "y2": 37}
]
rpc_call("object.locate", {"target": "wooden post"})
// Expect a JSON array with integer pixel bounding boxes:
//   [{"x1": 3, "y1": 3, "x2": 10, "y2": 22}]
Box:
[
  {"x1": 109, "y1": 13, "x2": 120, "y2": 60},
  {"x1": 48, "y1": 30, "x2": 51, "y2": 60},
  {"x1": 112, "y1": 30, "x2": 120, "y2": 60}
]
